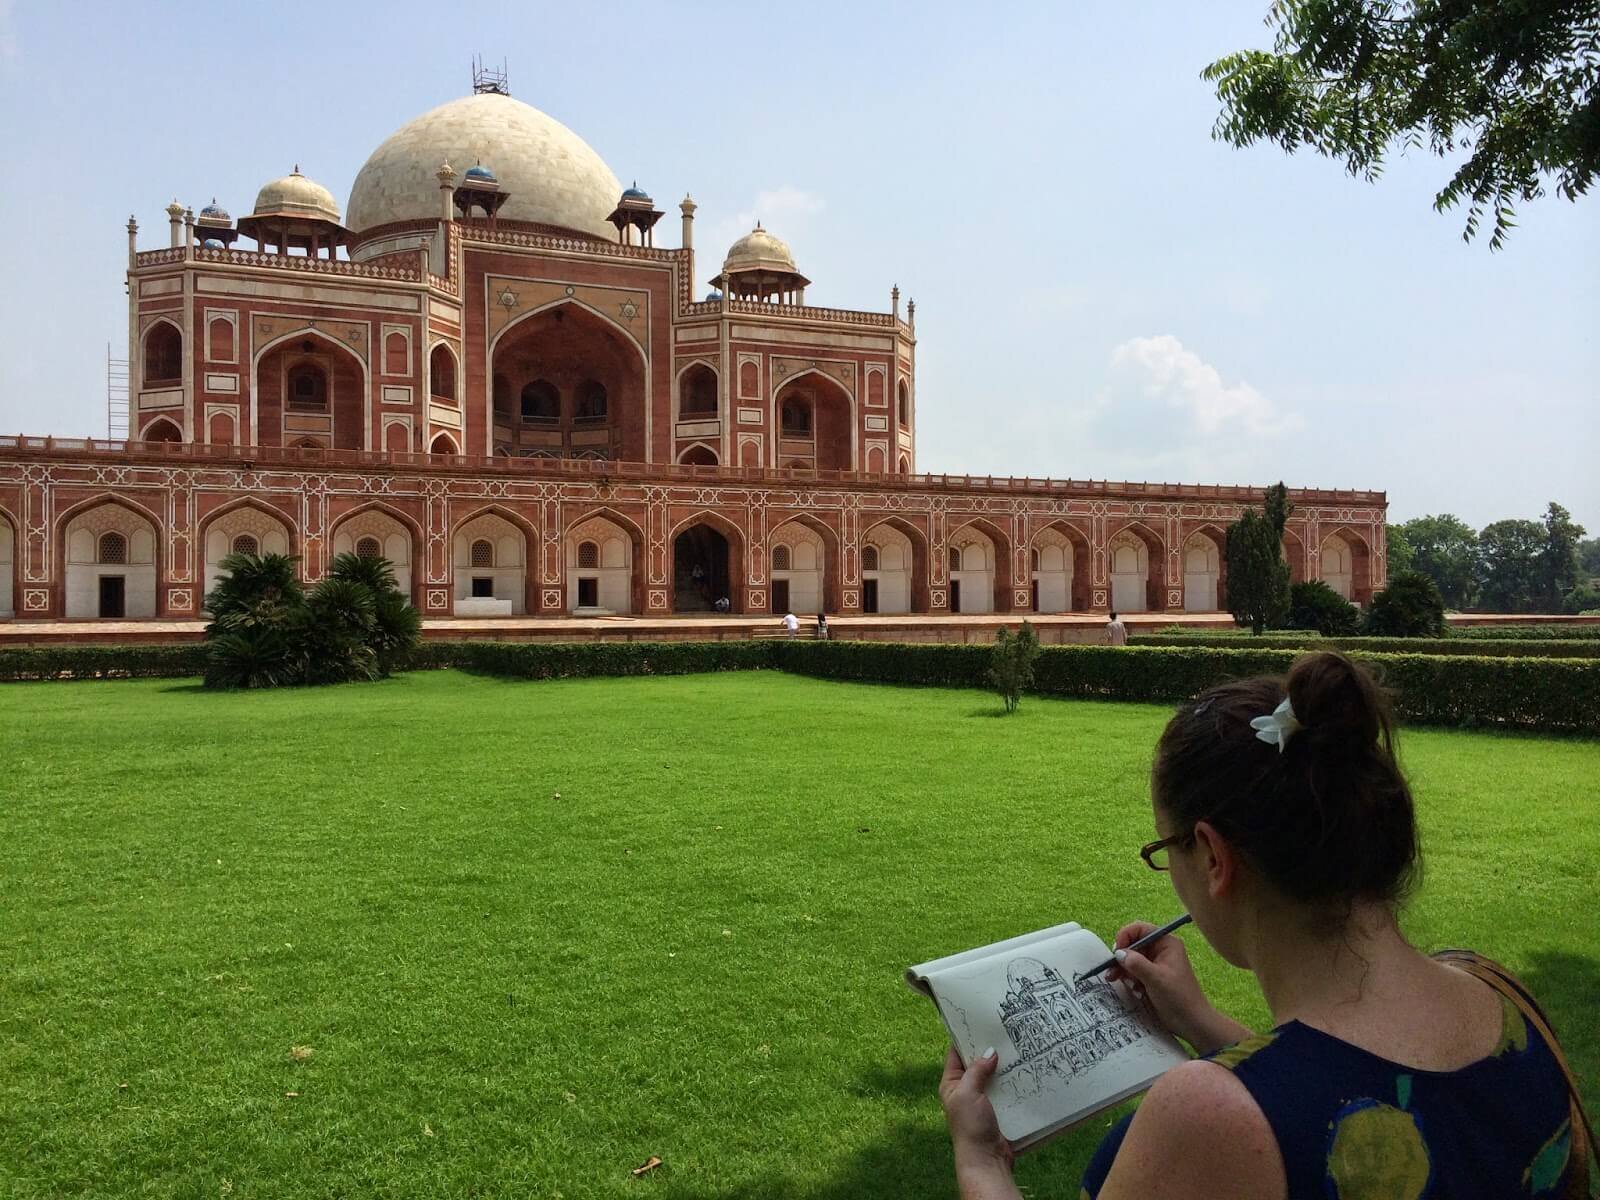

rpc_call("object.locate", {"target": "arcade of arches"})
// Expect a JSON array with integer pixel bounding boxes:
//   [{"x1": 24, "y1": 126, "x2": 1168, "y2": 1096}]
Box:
[{"x1": 0, "y1": 486, "x2": 1381, "y2": 621}]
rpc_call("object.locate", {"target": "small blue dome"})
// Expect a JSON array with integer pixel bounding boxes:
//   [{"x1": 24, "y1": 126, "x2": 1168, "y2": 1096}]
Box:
[
  {"x1": 622, "y1": 185, "x2": 649, "y2": 200},
  {"x1": 202, "y1": 238, "x2": 225, "y2": 249},
  {"x1": 704, "y1": 289, "x2": 723, "y2": 301},
  {"x1": 200, "y1": 201, "x2": 230, "y2": 219},
  {"x1": 464, "y1": 163, "x2": 497, "y2": 182}
]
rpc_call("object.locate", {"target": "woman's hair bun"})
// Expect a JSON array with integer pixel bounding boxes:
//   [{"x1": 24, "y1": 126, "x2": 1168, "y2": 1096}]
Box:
[{"x1": 1286, "y1": 651, "x2": 1384, "y2": 749}]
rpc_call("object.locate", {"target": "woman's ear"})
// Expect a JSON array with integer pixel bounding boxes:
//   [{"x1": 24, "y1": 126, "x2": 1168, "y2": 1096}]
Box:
[{"x1": 1191, "y1": 820, "x2": 1239, "y2": 899}]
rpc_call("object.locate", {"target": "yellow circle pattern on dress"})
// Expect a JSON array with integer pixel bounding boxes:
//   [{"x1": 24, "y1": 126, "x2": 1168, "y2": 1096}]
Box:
[{"x1": 1325, "y1": 1099, "x2": 1432, "y2": 1200}]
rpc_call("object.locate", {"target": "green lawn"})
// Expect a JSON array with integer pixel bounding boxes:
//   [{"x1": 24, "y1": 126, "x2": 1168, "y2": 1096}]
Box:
[{"x1": 2, "y1": 672, "x2": 1595, "y2": 1199}]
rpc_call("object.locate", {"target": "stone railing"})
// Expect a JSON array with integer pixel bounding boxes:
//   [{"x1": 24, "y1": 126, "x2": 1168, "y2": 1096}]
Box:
[
  {"x1": 132, "y1": 247, "x2": 185, "y2": 267},
  {"x1": 725, "y1": 297, "x2": 898, "y2": 329},
  {"x1": 462, "y1": 225, "x2": 684, "y2": 264},
  {"x1": 134, "y1": 246, "x2": 424, "y2": 281},
  {"x1": 0, "y1": 436, "x2": 1386, "y2": 506}
]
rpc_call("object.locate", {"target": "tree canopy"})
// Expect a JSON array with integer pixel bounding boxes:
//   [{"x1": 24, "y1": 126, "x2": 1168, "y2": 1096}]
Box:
[
  {"x1": 1205, "y1": 1, "x2": 1600, "y2": 247},
  {"x1": 1399, "y1": 513, "x2": 1480, "y2": 607}
]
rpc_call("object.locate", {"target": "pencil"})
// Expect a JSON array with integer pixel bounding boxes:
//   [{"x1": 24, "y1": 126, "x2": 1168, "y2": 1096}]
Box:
[{"x1": 1077, "y1": 913, "x2": 1193, "y2": 982}]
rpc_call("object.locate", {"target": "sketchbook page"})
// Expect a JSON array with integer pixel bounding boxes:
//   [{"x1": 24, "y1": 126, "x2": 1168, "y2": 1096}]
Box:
[
  {"x1": 903, "y1": 922, "x2": 1082, "y2": 997},
  {"x1": 924, "y1": 927, "x2": 1190, "y2": 1150}
]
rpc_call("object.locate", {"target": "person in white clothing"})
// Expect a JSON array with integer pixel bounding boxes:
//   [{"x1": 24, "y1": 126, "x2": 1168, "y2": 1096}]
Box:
[
  {"x1": 1106, "y1": 610, "x2": 1129, "y2": 647},
  {"x1": 781, "y1": 612, "x2": 801, "y2": 638}
]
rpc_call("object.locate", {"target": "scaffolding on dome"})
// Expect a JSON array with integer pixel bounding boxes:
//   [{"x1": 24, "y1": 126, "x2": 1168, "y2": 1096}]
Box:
[
  {"x1": 472, "y1": 56, "x2": 508, "y2": 96},
  {"x1": 106, "y1": 343, "x2": 129, "y2": 440}
]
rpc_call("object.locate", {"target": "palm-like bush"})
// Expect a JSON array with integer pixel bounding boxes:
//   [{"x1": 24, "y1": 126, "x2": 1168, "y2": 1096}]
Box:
[
  {"x1": 202, "y1": 552, "x2": 420, "y2": 689},
  {"x1": 204, "y1": 553, "x2": 304, "y2": 635}
]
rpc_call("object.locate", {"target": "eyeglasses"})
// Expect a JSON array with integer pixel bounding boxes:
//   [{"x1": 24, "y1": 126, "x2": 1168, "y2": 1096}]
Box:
[{"x1": 1140, "y1": 832, "x2": 1195, "y2": 871}]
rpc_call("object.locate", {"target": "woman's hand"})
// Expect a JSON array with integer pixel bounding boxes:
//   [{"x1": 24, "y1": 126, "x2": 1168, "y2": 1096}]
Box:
[
  {"x1": 938, "y1": 1046, "x2": 1021, "y2": 1199},
  {"x1": 1106, "y1": 921, "x2": 1250, "y2": 1056}
]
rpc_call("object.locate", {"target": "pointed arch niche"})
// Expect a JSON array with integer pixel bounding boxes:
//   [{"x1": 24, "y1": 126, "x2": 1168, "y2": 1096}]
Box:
[
  {"x1": 768, "y1": 516, "x2": 839, "y2": 615},
  {"x1": 63, "y1": 501, "x2": 159, "y2": 619},
  {"x1": 1181, "y1": 528, "x2": 1226, "y2": 613},
  {"x1": 201, "y1": 503, "x2": 293, "y2": 604},
  {"x1": 490, "y1": 302, "x2": 645, "y2": 461},
  {"x1": 331, "y1": 508, "x2": 416, "y2": 600},
  {"x1": 947, "y1": 522, "x2": 1009, "y2": 614},
  {"x1": 1030, "y1": 523, "x2": 1089, "y2": 613},
  {"x1": 861, "y1": 518, "x2": 927, "y2": 614},
  {"x1": 1108, "y1": 524, "x2": 1163, "y2": 614},
  {"x1": 255, "y1": 330, "x2": 367, "y2": 450},
  {"x1": 453, "y1": 511, "x2": 528, "y2": 614},
  {"x1": 0, "y1": 510, "x2": 14, "y2": 619},
  {"x1": 566, "y1": 513, "x2": 638, "y2": 614},
  {"x1": 774, "y1": 370, "x2": 853, "y2": 472}
]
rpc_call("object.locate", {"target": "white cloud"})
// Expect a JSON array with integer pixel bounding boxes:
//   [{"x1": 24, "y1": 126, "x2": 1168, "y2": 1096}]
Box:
[{"x1": 1103, "y1": 334, "x2": 1294, "y2": 438}]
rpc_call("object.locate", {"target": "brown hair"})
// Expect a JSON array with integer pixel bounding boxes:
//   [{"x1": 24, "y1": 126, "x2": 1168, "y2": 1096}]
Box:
[{"x1": 1152, "y1": 652, "x2": 1419, "y2": 910}]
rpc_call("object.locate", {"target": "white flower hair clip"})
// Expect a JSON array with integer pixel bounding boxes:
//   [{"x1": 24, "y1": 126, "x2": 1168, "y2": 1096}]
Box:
[{"x1": 1250, "y1": 697, "x2": 1303, "y2": 753}]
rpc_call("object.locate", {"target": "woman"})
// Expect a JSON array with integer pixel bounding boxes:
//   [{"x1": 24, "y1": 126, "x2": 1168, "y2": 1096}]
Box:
[{"x1": 940, "y1": 652, "x2": 1584, "y2": 1199}]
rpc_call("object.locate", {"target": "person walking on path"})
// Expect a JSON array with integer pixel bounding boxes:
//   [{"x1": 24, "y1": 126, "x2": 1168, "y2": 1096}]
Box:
[
  {"x1": 781, "y1": 612, "x2": 800, "y2": 638},
  {"x1": 1106, "y1": 610, "x2": 1128, "y2": 646},
  {"x1": 815, "y1": 613, "x2": 829, "y2": 640}
]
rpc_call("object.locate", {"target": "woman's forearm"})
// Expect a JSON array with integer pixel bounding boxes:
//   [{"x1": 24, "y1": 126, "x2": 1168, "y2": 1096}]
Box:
[{"x1": 955, "y1": 1154, "x2": 1023, "y2": 1200}]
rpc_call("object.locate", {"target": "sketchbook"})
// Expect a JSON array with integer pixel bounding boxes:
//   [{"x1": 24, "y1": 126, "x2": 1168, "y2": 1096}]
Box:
[{"x1": 906, "y1": 921, "x2": 1190, "y2": 1153}]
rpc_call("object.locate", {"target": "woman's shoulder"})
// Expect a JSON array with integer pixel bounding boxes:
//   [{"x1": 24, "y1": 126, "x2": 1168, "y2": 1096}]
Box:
[{"x1": 1095, "y1": 1061, "x2": 1284, "y2": 1199}]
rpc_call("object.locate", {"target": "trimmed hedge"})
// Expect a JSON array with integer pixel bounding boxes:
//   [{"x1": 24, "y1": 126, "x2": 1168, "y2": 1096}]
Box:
[
  {"x1": 0, "y1": 644, "x2": 208, "y2": 681},
  {"x1": 1130, "y1": 634, "x2": 1600, "y2": 659},
  {"x1": 1449, "y1": 624, "x2": 1600, "y2": 641},
  {"x1": 5, "y1": 638, "x2": 1596, "y2": 735},
  {"x1": 774, "y1": 641, "x2": 1600, "y2": 735},
  {"x1": 410, "y1": 639, "x2": 776, "y2": 679}
]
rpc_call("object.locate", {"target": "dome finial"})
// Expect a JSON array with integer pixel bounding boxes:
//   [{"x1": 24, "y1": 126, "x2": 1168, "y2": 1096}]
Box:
[{"x1": 292, "y1": 163, "x2": 301, "y2": 175}]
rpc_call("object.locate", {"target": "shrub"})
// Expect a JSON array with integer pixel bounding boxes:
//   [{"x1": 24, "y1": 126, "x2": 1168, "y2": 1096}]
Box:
[
  {"x1": 988, "y1": 622, "x2": 1041, "y2": 713},
  {"x1": 0, "y1": 644, "x2": 207, "y2": 681},
  {"x1": 1563, "y1": 584, "x2": 1600, "y2": 615},
  {"x1": 202, "y1": 551, "x2": 421, "y2": 689},
  {"x1": 776, "y1": 642, "x2": 1600, "y2": 734},
  {"x1": 1449, "y1": 624, "x2": 1600, "y2": 640},
  {"x1": 1287, "y1": 580, "x2": 1362, "y2": 636},
  {"x1": 1128, "y1": 634, "x2": 1600, "y2": 659},
  {"x1": 418, "y1": 640, "x2": 776, "y2": 679},
  {"x1": 1366, "y1": 572, "x2": 1446, "y2": 637}
]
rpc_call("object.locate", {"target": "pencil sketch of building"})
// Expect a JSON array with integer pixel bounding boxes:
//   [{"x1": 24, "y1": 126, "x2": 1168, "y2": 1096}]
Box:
[{"x1": 995, "y1": 957, "x2": 1153, "y2": 1090}]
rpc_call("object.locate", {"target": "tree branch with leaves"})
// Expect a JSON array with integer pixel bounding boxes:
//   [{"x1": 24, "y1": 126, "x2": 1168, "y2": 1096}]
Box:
[{"x1": 1205, "y1": 0, "x2": 1600, "y2": 247}]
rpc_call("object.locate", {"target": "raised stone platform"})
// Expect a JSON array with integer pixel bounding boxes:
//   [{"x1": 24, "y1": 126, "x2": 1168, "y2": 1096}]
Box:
[{"x1": 2, "y1": 611, "x2": 1592, "y2": 649}]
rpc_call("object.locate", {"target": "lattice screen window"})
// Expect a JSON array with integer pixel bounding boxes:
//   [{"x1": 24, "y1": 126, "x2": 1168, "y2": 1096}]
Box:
[
  {"x1": 771, "y1": 545, "x2": 792, "y2": 571},
  {"x1": 98, "y1": 533, "x2": 127, "y2": 564},
  {"x1": 356, "y1": 537, "x2": 381, "y2": 559},
  {"x1": 232, "y1": 534, "x2": 260, "y2": 556},
  {"x1": 471, "y1": 539, "x2": 494, "y2": 568},
  {"x1": 862, "y1": 545, "x2": 879, "y2": 571},
  {"x1": 577, "y1": 541, "x2": 599, "y2": 569}
]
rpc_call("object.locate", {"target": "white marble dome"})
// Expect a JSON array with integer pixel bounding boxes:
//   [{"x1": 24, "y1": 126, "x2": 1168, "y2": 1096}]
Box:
[
  {"x1": 346, "y1": 93, "x2": 622, "y2": 239},
  {"x1": 253, "y1": 168, "x2": 341, "y2": 223}
]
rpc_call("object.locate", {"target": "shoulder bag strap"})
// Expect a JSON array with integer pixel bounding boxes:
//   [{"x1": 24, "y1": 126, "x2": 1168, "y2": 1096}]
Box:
[{"x1": 1435, "y1": 949, "x2": 1597, "y2": 1197}]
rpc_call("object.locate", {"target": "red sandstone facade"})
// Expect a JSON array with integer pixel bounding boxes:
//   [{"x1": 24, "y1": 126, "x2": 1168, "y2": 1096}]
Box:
[{"x1": 0, "y1": 90, "x2": 1386, "y2": 625}]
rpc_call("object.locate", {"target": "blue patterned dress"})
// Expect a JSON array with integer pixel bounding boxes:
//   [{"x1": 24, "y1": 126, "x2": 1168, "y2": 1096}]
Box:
[{"x1": 1079, "y1": 990, "x2": 1576, "y2": 1198}]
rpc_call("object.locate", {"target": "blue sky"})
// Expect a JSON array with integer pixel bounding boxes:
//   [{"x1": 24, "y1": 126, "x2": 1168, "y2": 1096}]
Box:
[{"x1": 0, "y1": 0, "x2": 1594, "y2": 530}]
